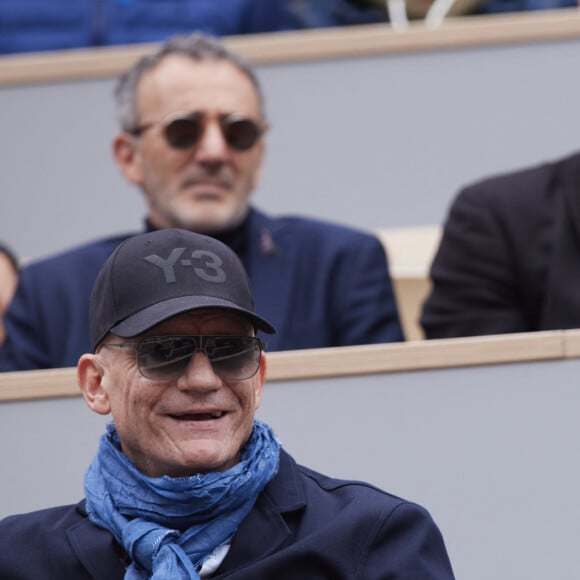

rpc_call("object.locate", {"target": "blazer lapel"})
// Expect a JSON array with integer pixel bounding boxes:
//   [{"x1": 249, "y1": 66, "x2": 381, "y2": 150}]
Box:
[
  {"x1": 215, "y1": 450, "x2": 306, "y2": 575},
  {"x1": 541, "y1": 153, "x2": 580, "y2": 327},
  {"x1": 66, "y1": 513, "x2": 125, "y2": 579},
  {"x1": 246, "y1": 210, "x2": 296, "y2": 350},
  {"x1": 561, "y1": 153, "x2": 580, "y2": 245}
]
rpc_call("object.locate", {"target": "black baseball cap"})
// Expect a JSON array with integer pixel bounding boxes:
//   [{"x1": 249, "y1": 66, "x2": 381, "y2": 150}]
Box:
[{"x1": 89, "y1": 228, "x2": 276, "y2": 350}]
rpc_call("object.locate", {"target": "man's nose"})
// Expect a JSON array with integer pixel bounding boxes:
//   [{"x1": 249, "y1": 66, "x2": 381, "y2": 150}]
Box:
[
  {"x1": 194, "y1": 121, "x2": 229, "y2": 162},
  {"x1": 176, "y1": 351, "x2": 221, "y2": 390}
]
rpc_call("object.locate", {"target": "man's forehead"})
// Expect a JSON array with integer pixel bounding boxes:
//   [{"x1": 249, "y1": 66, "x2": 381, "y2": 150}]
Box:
[
  {"x1": 137, "y1": 56, "x2": 261, "y2": 116},
  {"x1": 146, "y1": 308, "x2": 253, "y2": 334}
]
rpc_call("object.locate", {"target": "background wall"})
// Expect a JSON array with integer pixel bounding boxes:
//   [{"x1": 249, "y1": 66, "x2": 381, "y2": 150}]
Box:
[{"x1": 2, "y1": 21, "x2": 580, "y2": 262}]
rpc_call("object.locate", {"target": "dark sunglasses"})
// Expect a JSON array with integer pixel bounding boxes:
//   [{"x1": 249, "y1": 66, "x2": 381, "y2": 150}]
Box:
[
  {"x1": 102, "y1": 335, "x2": 265, "y2": 382},
  {"x1": 128, "y1": 112, "x2": 264, "y2": 151}
]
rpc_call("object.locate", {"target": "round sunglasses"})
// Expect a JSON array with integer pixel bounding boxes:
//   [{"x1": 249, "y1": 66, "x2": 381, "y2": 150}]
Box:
[
  {"x1": 128, "y1": 112, "x2": 265, "y2": 151},
  {"x1": 102, "y1": 335, "x2": 265, "y2": 382}
]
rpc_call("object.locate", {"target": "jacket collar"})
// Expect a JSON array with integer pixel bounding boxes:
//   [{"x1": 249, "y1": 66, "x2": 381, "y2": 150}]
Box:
[
  {"x1": 245, "y1": 209, "x2": 295, "y2": 350},
  {"x1": 66, "y1": 502, "x2": 126, "y2": 578},
  {"x1": 215, "y1": 449, "x2": 307, "y2": 574}
]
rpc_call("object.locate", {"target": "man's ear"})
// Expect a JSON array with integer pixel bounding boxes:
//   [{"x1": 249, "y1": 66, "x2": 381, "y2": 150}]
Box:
[
  {"x1": 77, "y1": 354, "x2": 112, "y2": 416},
  {"x1": 113, "y1": 133, "x2": 143, "y2": 186}
]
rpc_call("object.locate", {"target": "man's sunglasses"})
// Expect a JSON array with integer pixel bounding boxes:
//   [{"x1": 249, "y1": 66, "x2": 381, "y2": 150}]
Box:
[
  {"x1": 128, "y1": 112, "x2": 264, "y2": 151},
  {"x1": 102, "y1": 335, "x2": 265, "y2": 382}
]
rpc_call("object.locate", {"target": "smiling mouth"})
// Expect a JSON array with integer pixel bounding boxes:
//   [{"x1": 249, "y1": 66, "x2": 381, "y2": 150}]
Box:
[{"x1": 170, "y1": 411, "x2": 225, "y2": 421}]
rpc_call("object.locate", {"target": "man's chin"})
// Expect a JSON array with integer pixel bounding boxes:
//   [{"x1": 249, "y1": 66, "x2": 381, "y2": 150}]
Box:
[
  {"x1": 175, "y1": 209, "x2": 248, "y2": 235},
  {"x1": 149, "y1": 199, "x2": 249, "y2": 234}
]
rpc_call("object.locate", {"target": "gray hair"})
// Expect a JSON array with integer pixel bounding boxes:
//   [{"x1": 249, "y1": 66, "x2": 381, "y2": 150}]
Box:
[{"x1": 114, "y1": 33, "x2": 265, "y2": 132}]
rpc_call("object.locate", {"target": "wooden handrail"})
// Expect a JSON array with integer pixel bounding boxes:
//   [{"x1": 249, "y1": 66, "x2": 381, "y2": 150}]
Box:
[
  {"x1": 1, "y1": 10, "x2": 580, "y2": 87},
  {"x1": 2, "y1": 329, "x2": 577, "y2": 403}
]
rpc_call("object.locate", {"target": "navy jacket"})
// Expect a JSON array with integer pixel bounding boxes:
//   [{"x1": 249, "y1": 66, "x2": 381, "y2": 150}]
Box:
[
  {"x1": 0, "y1": 208, "x2": 403, "y2": 370},
  {"x1": 421, "y1": 152, "x2": 580, "y2": 338},
  {"x1": 0, "y1": 450, "x2": 454, "y2": 579},
  {"x1": 0, "y1": 0, "x2": 287, "y2": 54}
]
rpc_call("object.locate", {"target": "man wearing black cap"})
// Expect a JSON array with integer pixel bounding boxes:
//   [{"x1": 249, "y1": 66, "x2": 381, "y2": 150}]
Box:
[{"x1": 0, "y1": 229, "x2": 453, "y2": 579}]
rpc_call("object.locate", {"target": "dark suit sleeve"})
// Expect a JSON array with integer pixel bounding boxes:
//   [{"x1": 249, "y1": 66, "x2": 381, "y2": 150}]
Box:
[
  {"x1": 0, "y1": 235, "x2": 126, "y2": 371},
  {"x1": 332, "y1": 234, "x2": 404, "y2": 345},
  {"x1": 0, "y1": 505, "x2": 124, "y2": 579},
  {"x1": 0, "y1": 267, "x2": 51, "y2": 371},
  {"x1": 364, "y1": 502, "x2": 455, "y2": 579},
  {"x1": 420, "y1": 186, "x2": 528, "y2": 338}
]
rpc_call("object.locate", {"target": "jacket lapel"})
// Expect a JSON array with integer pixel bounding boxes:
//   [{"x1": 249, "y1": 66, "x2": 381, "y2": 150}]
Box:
[
  {"x1": 246, "y1": 210, "x2": 296, "y2": 350},
  {"x1": 66, "y1": 504, "x2": 126, "y2": 579},
  {"x1": 215, "y1": 450, "x2": 306, "y2": 575},
  {"x1": 541, "y1": 153, "x2": 580, "y2": 327},
  {"x1": 561, "y1": 153, "x2": 580, "y2": 245}
]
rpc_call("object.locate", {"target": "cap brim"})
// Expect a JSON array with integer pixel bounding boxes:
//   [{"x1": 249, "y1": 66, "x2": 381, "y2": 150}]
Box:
[{"x1": 110, "y1": 295, "x2": 276, "y2": 338}]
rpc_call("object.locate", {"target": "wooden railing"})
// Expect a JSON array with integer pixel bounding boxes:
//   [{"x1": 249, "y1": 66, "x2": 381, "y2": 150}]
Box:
[
  {"x1": 1, "y1": 9, "x2": 580, "y2": 87},
  {"x1": 1, "y1": 329, "x2": 578, "y2": 402}
]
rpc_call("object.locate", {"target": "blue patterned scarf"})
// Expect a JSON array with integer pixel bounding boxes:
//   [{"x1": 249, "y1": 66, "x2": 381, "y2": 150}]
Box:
[{"x1": 84, "y1": 420, "x2": 280, "y2": 579}]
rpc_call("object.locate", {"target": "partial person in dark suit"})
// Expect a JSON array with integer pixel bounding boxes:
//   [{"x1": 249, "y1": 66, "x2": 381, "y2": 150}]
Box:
[
  {"x1": 0, "y1": 228, "x2": 454, "y2": 579},
  {"x1": 0, "y1": 242, "x2": 19, "y2": 345},
  {"x1": 0, "y1": 0, "x2": 288, "y2": 55},
  {"x1": 0, "y1": 33, "x2": 403, "y2": 371},
  {"x1": 421, "y1": 151, "x2": 580, "y2": 338}
]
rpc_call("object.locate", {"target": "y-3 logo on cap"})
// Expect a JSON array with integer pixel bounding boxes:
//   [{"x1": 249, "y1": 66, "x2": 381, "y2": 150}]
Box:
[{"x1": 144, "y1": 248, "x2": 226, "y2": 284}]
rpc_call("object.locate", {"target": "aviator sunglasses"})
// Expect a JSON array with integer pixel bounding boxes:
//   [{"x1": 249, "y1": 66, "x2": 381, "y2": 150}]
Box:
[
  {"x1": 128, "y1": 112, "x2": 264, "y2": 151},
  {"x1": 102, "y1": 335, "x2": 265, "y2": 382}
]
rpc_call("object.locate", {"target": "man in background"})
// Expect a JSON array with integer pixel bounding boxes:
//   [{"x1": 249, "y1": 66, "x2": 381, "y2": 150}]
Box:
[{"x1": 0, "y1": 33, "x2": 403, "y2": 371}]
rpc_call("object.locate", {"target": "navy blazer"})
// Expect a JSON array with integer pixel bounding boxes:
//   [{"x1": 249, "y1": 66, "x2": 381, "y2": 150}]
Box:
[
  {"x1": 0, "y1": 208, "x2": 403, "y2": 370},
  {"x1": 421, "y1": 152, "x2": 580, "y2": 338},
  {"x1": 0, "y1": 450, "x2": 454, "y2": 579},
  {"x1": 0, "y1": 0, "x2": 288, "y2": 55}
]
